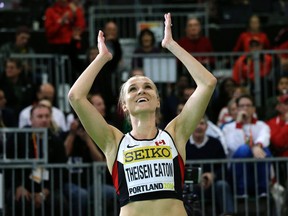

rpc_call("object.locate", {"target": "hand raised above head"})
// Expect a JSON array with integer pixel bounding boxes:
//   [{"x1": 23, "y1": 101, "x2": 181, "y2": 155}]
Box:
[
  {"x1": 161, "y1": 13, "x2": 174, "y2": 49},
  {"x1": 97, "y1": 30, "x2": 113, "y2": 61}
]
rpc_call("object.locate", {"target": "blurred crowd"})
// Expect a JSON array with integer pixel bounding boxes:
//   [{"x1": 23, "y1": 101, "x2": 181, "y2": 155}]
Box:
[{"x1": 1, "y1": 0, "x2": 288, "y2": 215}]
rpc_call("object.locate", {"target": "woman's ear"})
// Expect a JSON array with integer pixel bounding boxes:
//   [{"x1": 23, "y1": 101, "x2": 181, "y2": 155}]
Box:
[{"x1": 122, "y1": 104, "x2": 128, "y2": 113}]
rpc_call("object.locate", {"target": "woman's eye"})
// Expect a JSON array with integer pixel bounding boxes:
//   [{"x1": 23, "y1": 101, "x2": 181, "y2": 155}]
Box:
[
  {"x1": 145, "y1": 85, "x2": 152, "y2": 89},
  {"x1": 129, "y1": 87, "x2": 136, "y2": 92}
]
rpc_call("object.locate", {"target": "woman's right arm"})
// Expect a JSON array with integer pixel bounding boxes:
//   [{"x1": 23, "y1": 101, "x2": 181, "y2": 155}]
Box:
[{"x1": 68, "y1": 31, "x2": 122, "y2": 156}]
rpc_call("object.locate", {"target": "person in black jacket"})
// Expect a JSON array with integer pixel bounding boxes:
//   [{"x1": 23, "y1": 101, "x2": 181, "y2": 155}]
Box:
[
  {"x1": 186, "y1": 115, "x2": 235, "y2": 215},
  {"x1": 5, "y1": 102, "x2": 68, "y2": 216}
]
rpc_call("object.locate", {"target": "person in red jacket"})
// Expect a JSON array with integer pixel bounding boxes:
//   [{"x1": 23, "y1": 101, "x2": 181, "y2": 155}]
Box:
[
  {"x1": 266, "y1": 94, "x2": 288, "y2": 157},
  {"x1": 177, "y1": 17, "x2": 214, "y2": 71},
  {"x1": 44, "y1": 0, "x2": 86, "y2": 54},
  {"x1": 44, "y1": 0, "x2": 86, "y2": 83},
  {"x1": 233, "y1": 14, "x2": 270, "y2": 52},
  {"x1": 232, "y1": 38, "x2": 272, "y2": 85},
  {"x1": 266, "y1": 94, "x2": 288, "y2": 186}
]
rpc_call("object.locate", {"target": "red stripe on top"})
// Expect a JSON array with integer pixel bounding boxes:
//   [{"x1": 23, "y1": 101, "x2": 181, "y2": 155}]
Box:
[
  {"x1": 177, "y1": 154, "x2": 185, "y2": 187},
  {"x1": 112, "y1": 161, "x2": 120, "y2": 195}
]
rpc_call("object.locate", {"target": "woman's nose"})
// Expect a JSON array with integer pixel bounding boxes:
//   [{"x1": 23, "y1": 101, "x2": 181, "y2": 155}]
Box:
[{"x1": 137, "y1": 88, "x2": 145, "y2": 95}]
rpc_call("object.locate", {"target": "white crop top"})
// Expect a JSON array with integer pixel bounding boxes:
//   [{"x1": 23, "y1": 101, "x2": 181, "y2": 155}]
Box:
[{"x1": 111, "y1": 129, "x2": 184, "y2": 207}]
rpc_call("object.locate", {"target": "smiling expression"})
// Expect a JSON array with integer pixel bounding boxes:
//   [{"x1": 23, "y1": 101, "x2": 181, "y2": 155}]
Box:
[{"x1": 120, "y1": 76, "x2": 160, "y2": 115}]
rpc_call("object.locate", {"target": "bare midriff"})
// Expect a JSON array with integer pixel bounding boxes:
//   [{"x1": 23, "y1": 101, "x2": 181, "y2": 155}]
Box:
[{"x1": 119, "y1": 198, "x2": 187, "y2": 216}]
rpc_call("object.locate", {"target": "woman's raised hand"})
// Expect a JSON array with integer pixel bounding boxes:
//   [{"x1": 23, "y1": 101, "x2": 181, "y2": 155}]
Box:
[
  {"x1": 97, "y1": 30, "x2": 113, "y2": 61},
  {"x1": 161, "y1": 13, "x2": 174, "y2": 49}
]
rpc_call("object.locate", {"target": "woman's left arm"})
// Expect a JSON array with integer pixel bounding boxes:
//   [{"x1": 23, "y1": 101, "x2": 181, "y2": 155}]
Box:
[{"x1": 163, "y1": 13, "x2": 217, "y2": 154}]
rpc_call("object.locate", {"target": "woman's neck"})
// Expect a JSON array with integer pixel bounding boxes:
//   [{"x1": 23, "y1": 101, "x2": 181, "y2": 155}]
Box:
[{"x1": 130, "y1": 114, "x2": 158, "y2": 139}]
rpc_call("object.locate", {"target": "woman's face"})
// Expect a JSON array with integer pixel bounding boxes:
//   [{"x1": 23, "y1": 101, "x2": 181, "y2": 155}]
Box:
[
  {"x1": 141, "y1": 33, "x2": 154, "y2": 48},
  {"x1": 185, "y1": 18, "x2": 201, "y2": 39},
  {"x1": 277, "y1": 77, "x2": 288, "y2": 94},
  {"x1": 122, "y1": 76, "x2": 160, "y2": 115}
]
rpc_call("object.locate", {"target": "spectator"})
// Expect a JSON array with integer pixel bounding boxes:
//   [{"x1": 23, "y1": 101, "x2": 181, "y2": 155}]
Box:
[
  {"x1": 177, "y1": 101, "x2": 228, "y2": 155},
  {"x1": 0, "y1": 58, "x2": 36, "y2": 117},
  {"x1": 211, "y1": 77, "x2": 237, "y2": 123},
  {"x1": 18, "y1": 83, "x2": 67, "y2": 132},
  {"x1": 177, "y1": 17, "x2": 214, "y2": 71},
  {"x1": 222, "y1": 94, "x2": 272, "y2": 196},
  {"x1": 132, "y1": 28, "x2": 161, "y2": 69},
  {"x1": 0, "y1": 25, "x2": 34, "y2": 59},
  {"x1": 266, "y1": 94, "x2": 288, "y2": 186},
  {"x1": 265, "y1": 75, "x2": 288, "y2": 120},
  {"x1": 233, "y1": 14, "x2": 270, "y2": 52},
  {"x1": 44, "y1": 0, "x2": 86, "y2": 82},
  {"x1": 0, "y1": 88, "x2": 17, "y2": 127},
  {"x1": 5, "y1": 103, "x2": 68, "y2": 216},
  {"x1": 161, "y1": 81, "x2": 193, "y2": 127},
  {"x1": 91, "y1": 20, "x2": 123, "y2": 119},
  {"x1": 44, "y1": 0, "x2": 85, "y2": 54},
  {"x1": 218, "y1": 98, "x2": 238, "y2": 128},
  {"x1": 102, "y1": 20, "x2": 123, "y2": 75},
  {"x1": 186, "y1": 115, "x2": 235, "y2": 215},
  {"x1": 0, "y1": 24, "x2": 34, "y2": 82},
  {"x1": 217, "y1": 85, "x2": 250, "y2": 127},
  {"x1": 266, "y1": 94, "x2": 288, "y2": 155},
  {"x1": 232, "y1": 37, "x2": 272, "y2": 85}
]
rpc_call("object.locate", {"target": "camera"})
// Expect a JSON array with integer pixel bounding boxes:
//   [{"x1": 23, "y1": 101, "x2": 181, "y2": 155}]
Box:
[
  {"x1": 184, "y1": 167, "x2": 202, "y2": 184},
  {"x1": 183, "y1": 167, "x2": 202, "y2": 216}
]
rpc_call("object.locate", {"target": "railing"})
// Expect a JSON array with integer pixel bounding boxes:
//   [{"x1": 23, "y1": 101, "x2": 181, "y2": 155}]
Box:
[
  {"x1": 0, "y1": 127, "x2": 286, "y2": 215},
  {"x1": 0, "y1": 53, "x2": 73, "y2": 113},
  {"x1": 122, "y1": 49, "x2": 288, "y2": 107},
  {"x1": 0, "y1": 128, "x2": 48, "y2": 164},
  {"x1": 88, "y1": 4, "x2": 209, "y2": 46},
  {"x1": 0, "y1": 158, "x2": 287, "y2": 216},
  {"x1": 1, "y1": 49, "x2": 288, "y2": 112}
]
